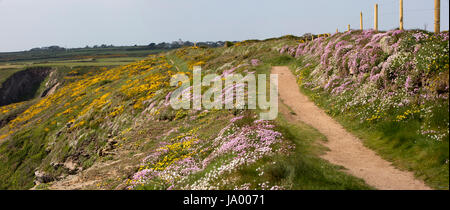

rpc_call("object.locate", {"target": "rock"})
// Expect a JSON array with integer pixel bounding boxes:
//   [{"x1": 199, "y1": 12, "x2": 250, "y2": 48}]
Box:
[
  {"x1": 57, "y1": 174, "x2": 67, "y2": 180},
  {"x1": 50, "y1": 162, "x2": 63, "y2": 169},
  {"x1": 380, "y1": 36, "x2": 393, "y2": 54},
  {"x1": 56, "y1": 130, "x2": 62, "y2": 137},
  {"x1": 66, "y1": 122, "x2": 73, "y2": 128},
  {"x1": 105, "y1": 139, "x2": 117, "y2": 151},
  {"x1": 34, "y1": 170, "x2": 54, "y2": 184},
  {"x1": 41, "y1": 82, "x2": 60, "y2": 97},
  {"x1": 98, "y1": 139, "x2": 117, "y2": 157},
  {"x1": 64, "y1": 157, "x2": 82, "y2": 174},
  {"x1": 107, "y1": 138, "x2": 117, "y2": 144},
  {"x1": 115, "y1": 183, "x2": 128, "y2": 190},
  {"x1": 45, "y1": 146, "x2": 52, "y2": 153}
]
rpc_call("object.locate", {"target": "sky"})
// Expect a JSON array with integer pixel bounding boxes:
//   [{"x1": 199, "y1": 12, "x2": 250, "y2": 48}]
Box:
[{"x1": 0, "y1": 0, "x2": 449, "y2": 52}]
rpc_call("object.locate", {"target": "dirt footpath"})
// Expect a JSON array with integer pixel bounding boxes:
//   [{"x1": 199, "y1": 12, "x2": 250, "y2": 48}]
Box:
[{"x1": 273, "y1": 66, "x2": 431, "y2": 190}]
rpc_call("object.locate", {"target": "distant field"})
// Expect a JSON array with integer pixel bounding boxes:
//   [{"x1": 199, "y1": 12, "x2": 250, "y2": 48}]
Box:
[
  {"x1": 0, "y1": 57, "x2": 146, "y2": 78},
  {"x1": 0, "y1": 47, "x2": 168, "y2": 73},
  {"x1": 0, "y1": 46, "x2": 167, "y2": 63},
  {"x1": 0, "y1": 64, "x2": 23, "y2": 69},
  {"x1": 9, "y1": 57, "x2": 147, "y2": 68},
  {"x1": 0, "y1": 48, "x2": 158, "y2": 86}
]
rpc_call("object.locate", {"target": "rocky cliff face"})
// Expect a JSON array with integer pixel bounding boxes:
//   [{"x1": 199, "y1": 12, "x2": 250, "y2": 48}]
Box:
[{"x1": 0, "y1": 67, "x2": 52, "y2": 106}]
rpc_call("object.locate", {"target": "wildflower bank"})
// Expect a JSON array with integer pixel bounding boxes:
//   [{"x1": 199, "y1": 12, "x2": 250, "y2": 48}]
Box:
[{"x1": 281, "y1": 29, "x2": 449, "y2": 189}]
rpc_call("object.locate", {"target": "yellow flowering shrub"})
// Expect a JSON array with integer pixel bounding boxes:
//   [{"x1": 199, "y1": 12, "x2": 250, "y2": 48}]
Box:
[{"x1": 0, "y1": 102, "x2": 25, "y2": 115}]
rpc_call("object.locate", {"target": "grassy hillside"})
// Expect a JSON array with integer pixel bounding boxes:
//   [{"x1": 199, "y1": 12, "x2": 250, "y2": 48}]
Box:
[
  {"x1": 0, "y1": 30, "x2": 448, "y2": 190},
  {"x1": 0, "y1": 35, "x2": 373, "y2": 190}
]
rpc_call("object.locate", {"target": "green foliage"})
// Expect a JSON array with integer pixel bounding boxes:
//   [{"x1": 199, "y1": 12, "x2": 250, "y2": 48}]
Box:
[
  {"x1": 0, "y1": 126, "x2": 48, "y2": 189},
  {"x1": 267, "y1": 55, "x2": 295, "y2": 66}
]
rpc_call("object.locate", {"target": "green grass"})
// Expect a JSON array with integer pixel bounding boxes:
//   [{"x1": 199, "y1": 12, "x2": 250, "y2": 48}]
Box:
[
  {"x1": 0, "y1": 68, "x2": 22, "y2": 86},
  {"x1": 267, "y1": 55, "x2": 295, "y2": 66},
  {"x1": 0, "y1": 125, "x2": 49, "y2": 189}
]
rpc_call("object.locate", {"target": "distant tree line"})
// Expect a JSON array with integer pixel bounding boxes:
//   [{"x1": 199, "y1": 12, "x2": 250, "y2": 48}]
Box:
[
  {"x1": 147, "y1": 39, "x2": 226, "y2": 49},
  {"x1": 29, "y1": 45, "x2": 66, "y2": 52},
  {"x1": 27, "y1": 39, "x2": 226, "y2": 52}
]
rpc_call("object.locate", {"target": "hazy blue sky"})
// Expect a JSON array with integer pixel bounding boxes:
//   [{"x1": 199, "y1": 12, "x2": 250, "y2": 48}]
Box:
[{"x1": 0, "y1": 0, "x2": 448, "y2": 52}]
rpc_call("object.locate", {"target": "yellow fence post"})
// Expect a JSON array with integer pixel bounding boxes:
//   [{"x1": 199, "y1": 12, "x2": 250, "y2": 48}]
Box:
[
  {"x1": 374, "y1": 4, "x2": 379, "y2": 32},
  {"x1": 435, "y1": 0, "x2": 440, "y2": 33},
  {"x1": 360, "y1": 12, "x2": 363, "y2": 30},
  {"x1": 399, "y1": 0, "x2": 404, "y2": 30}
]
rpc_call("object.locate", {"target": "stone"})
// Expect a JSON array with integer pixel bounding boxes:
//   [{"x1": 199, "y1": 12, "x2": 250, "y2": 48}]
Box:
[
  {"x1": 34, "y1": 170, "x2": 54, "y2": 184},
  {"x1": 50, "y1": 162, "x2": 63, "y2": 169},
  {"x1": 98, "y1": 139, "x2": 117, "y2": 157},
  {"x1": 64, "y1": 157, "x2": 82, "y2": 174}
]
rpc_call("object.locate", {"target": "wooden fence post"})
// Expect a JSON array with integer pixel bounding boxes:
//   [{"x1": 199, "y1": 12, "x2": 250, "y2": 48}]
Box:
[
  {"x1": 374, "y1": 4, "x2": 379, "y2": 32},
  {"x1": 348, "y1": 24, "x2": 351, "y2": 32},
  {"x1": 360, "y1": 12, "x2": 363, "y2": 30},
  {"x1": 399, "y1": 0, "x2": 404, "y2": 30},
  {"x1": 435, "y1": 0, "x2": 440, "y2": 33}
]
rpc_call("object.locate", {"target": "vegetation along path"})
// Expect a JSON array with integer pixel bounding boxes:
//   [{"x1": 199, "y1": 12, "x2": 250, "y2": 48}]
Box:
[{"x1": 273, "y1": 66, "x2": 431, "y2": 190}]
